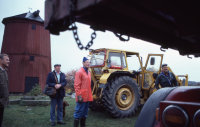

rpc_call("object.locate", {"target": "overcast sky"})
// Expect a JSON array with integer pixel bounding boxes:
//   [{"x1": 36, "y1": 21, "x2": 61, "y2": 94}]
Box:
[{"x1": 0, "y1": 0, "x2": 200, "y2": 82}]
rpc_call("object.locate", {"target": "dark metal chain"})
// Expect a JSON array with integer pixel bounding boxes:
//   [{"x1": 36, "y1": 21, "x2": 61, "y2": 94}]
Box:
[
  {"x1": 114, "y1": 33, "x2": 130, "y2": 42},
  {"x1": 69, "y1": 0, "x2": 96, "y2": 50}
]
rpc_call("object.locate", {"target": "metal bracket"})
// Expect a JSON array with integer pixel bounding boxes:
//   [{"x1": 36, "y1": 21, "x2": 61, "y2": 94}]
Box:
[
  {"x1": 160, "y1": 47, "x2": 168, "y2": 52},
  {"x1": 187, "y1": 55, "x2": 192, "y2": 59}
]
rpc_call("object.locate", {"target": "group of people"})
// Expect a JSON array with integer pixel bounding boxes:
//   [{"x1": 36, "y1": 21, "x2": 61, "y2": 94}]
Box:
[
  {"x1": 0, "y1": 53, "x2": 178, "y2": 127},
  {"x1": 46, "y1": 57, "x2": 93, "y2": 127}
]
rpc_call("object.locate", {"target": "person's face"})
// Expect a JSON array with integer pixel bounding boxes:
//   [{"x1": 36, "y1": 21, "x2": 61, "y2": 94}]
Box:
[
  {"x1": 54, "y1": 65, "x2": 61, "y2": 72},
  {"x1": 0, "y1": 56, "x2": 10, "y2": 68},
  {"x1": 83, "y1": 60, "x2": 90, "y2": 68},
  {"x1": 162, "y1": 66, "x2": 168, "y2": 73}
]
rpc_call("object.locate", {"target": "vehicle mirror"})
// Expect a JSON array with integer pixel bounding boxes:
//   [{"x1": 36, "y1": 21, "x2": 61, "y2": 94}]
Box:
[
  {"x1": 106, "y1": 59, "x2": 110, "y2": 63},
  {"x1": 150, "y1": 57, "x2": 155, "y2": 65}
]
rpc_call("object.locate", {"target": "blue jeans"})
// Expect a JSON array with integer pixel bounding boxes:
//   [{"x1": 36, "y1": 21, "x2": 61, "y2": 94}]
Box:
[
  {"x1": 74, "y1": 102, "x2": 89, "y2": 119},
  {"x1": 50, "y1": 98, "x2": 63, "y2": 122}
]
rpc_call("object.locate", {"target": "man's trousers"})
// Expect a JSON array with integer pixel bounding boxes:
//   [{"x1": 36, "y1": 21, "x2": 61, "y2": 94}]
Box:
[
  {"x1": 0, "y1": 107, "x2": 4, "y2": 127},
  {"x1": 74, "y1": 102, "x2": 89, "y2": 119},
  {"x1": 50, "y1": 97, "x2": 63, "y2": 122}
]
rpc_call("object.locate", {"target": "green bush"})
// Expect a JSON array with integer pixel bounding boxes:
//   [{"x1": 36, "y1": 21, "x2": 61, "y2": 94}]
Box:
[
  {"x1": 29, "y1": 84, "x2": 42, "y2": 96},
  {"x1": 69, "y1": 83, "x2": 75, "y2": 92}
]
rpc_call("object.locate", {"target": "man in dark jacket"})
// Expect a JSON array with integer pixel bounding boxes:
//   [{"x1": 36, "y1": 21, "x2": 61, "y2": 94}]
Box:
[
  {"x1": 155, "y1": 64, "x2": 178, "y2": 90},
  {"x1": 0, "y1": 54, "x2": 10, "y2": 127},
  {"x1": 46, "y1": 64, "x2": 67, "y2": 126}
]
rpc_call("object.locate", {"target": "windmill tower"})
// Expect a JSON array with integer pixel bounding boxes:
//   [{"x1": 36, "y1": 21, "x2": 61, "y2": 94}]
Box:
[{"x1": 1, "y1": 10, "x2": 51, "y2": 93}]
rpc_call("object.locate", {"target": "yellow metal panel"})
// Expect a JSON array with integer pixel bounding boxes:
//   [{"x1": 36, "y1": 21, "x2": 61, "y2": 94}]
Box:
[
  {"x1": 95, "y1": 74, "x2": 103, "y2": 77},
  {"x1": 137, "y1": 54, "x2": 144, "y2": 72},
  {"x1": 142, "y1": 54, "x2": 163, "y2": 90},
  {"x1": 95, "y1": 77, "x2": 101, "y2": 80},
  {"x1": 94, "y1": 48, "x2": 140, "y2": 55},
  {"x1": 99, "y1": 73, "x2": 111, "y2": 84},
  {"x1": 89, "y1": 68, "x2": 96, "y2": 83},
  {"x1": 168, "y1": 66, "x2": 188, "y2": 86}
]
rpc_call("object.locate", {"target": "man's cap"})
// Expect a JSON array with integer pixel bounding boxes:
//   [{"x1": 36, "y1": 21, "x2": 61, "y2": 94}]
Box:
[
  {"x1": 83, "y1": 57, "x2": 89, "y2": 62},
  {"x1": 54, "y1": 64, "x2": 61, "y2": 67},
  {"x1": 161, "y1": 63, "x2": 167, "y2": 68}
]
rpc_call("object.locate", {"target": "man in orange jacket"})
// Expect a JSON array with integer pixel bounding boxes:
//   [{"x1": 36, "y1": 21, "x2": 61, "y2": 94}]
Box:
[{"x1": 73, "y1": 57, "x2": 93, "y2": 127}]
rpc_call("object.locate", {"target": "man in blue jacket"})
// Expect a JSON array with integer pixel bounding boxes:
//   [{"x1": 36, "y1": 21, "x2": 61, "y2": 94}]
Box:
[
  {"x1": 155, "y1": 63, "x2": 178, "y2": 90},
  {"x1": 46, "y1": 64, "x2": 67, "y2": 126}
]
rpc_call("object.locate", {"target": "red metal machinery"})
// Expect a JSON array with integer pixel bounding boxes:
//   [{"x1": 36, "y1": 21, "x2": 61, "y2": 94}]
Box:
[
  {"x1": 44, "y1": 0, "x2": 200, "y2": 57},
  {"x1": 135, "y1": 86, "x2": 200, "y2": 127},
  {"x1": 1, "y1": 10, "x2": 51, "y2": 93}
]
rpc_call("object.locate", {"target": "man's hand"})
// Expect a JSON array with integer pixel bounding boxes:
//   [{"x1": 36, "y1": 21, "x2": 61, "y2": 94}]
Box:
[
  {"x1": 55, "y1": 84, "x2": 62, "y2": 89},
  {"x1": 78, "y1": 95, "x2": 83, "y2": 103}
]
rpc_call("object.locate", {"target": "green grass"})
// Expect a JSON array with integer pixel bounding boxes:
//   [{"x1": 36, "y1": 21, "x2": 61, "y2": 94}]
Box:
[
  {"x1": 9, "y1": 95, "x2": 24, "y2": 100},
  {"x1": 2, "y1": 96, "x2": 141, "y2": 127}
]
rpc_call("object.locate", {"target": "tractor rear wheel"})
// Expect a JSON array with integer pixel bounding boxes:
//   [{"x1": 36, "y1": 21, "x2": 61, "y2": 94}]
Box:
[{"x1": 102, "y1": 76, "x2": 140, "y2": 118}]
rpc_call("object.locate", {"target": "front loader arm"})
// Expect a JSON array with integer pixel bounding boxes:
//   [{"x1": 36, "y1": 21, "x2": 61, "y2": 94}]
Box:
[{"x1": 168, "y1": 66, "x2": 188, "y2": 86}]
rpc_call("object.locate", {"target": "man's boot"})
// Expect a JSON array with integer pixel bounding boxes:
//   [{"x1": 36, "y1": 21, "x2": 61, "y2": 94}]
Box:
[
  {"x1": 74, "y1": 118, "x2": 79, "y2": 127},
  {"x1": 80, "y1": 117, "x2": 86, "y2": 127}
]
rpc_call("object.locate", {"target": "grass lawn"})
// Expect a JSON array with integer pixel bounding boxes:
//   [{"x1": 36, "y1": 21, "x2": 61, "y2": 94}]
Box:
[{"x1": 2, "y1": 96, "x2": 141, "y2": 127}]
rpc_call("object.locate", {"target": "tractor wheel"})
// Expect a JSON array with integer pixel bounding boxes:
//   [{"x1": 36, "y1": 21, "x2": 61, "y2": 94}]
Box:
[
  {"x1": 89, "y1": 100, "x2": 104, "y2": 111},
  {"x1": 102, "y1": 76, "x2": 140, "y2": 118}
]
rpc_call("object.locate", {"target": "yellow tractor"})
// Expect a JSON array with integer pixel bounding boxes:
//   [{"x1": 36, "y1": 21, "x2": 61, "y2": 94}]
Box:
[{"x1": 88, "y1": 48, "x2": 188, "y2": 118}]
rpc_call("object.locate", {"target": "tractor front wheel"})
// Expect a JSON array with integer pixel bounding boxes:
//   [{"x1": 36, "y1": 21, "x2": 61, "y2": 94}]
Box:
[{"x1": 102, "y1": 76, "x2": 140, "y2": 118}]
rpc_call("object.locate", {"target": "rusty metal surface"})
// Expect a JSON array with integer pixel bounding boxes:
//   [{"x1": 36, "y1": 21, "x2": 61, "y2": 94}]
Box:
[
  {"x1": 44, "y1": 0, "x2": 200, "y2": 56},
  {"x1": 159, "y1": 101, "x2": 200, "y2": 127},
  {"x1": 1, "y1": 18, "x2": 51, "y2": 93}
]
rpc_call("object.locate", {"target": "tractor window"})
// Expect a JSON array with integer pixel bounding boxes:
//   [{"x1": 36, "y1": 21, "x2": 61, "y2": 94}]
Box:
[
  {"x1": 126, "y1": 55, "x2": 141, "y2": 71},
  {"x1": 90, "y1": 51, "x2": 105, "y2": 66},
  {"x1": 108, "y1": 52, "x2": 126, "y2": 68},
  {"x1": 146, "y1": 56, "x2": 161, "y2": 72}
]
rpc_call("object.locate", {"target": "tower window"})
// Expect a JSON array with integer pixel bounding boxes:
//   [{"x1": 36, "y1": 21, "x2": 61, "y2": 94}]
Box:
[
  {"x1": 30, "y1": 56, "x2": 34, "y2": 61},
  {"x1": 32, "y1": 24, "x2": 36, "y2": 30}
]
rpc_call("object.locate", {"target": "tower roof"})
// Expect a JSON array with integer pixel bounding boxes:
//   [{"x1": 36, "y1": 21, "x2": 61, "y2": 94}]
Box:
[{"x1": 2, "y1": 10, "x2": 44, "y2": 24}]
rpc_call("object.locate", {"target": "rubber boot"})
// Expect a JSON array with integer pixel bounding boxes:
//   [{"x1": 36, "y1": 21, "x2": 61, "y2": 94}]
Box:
[
  {"x1": 74, "y1": 118, "x2": 80, "y2": 127},
  {"x1": 80, "y1": 117, "x2": 86, "y2": 127}
]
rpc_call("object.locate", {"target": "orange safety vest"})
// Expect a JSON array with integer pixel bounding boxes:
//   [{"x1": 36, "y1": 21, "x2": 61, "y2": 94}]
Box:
[{"x1": 74, "y1": 67, "x2": 93, "y2": 102}]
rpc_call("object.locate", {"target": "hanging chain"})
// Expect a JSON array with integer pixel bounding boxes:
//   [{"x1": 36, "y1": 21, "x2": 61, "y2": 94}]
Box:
[
  {"x1": 69, "y1": 0, "x2": 96, "y2": 50},
  {"x1": 114, "y1": 33, "x2": 130, "y2": 42}
]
